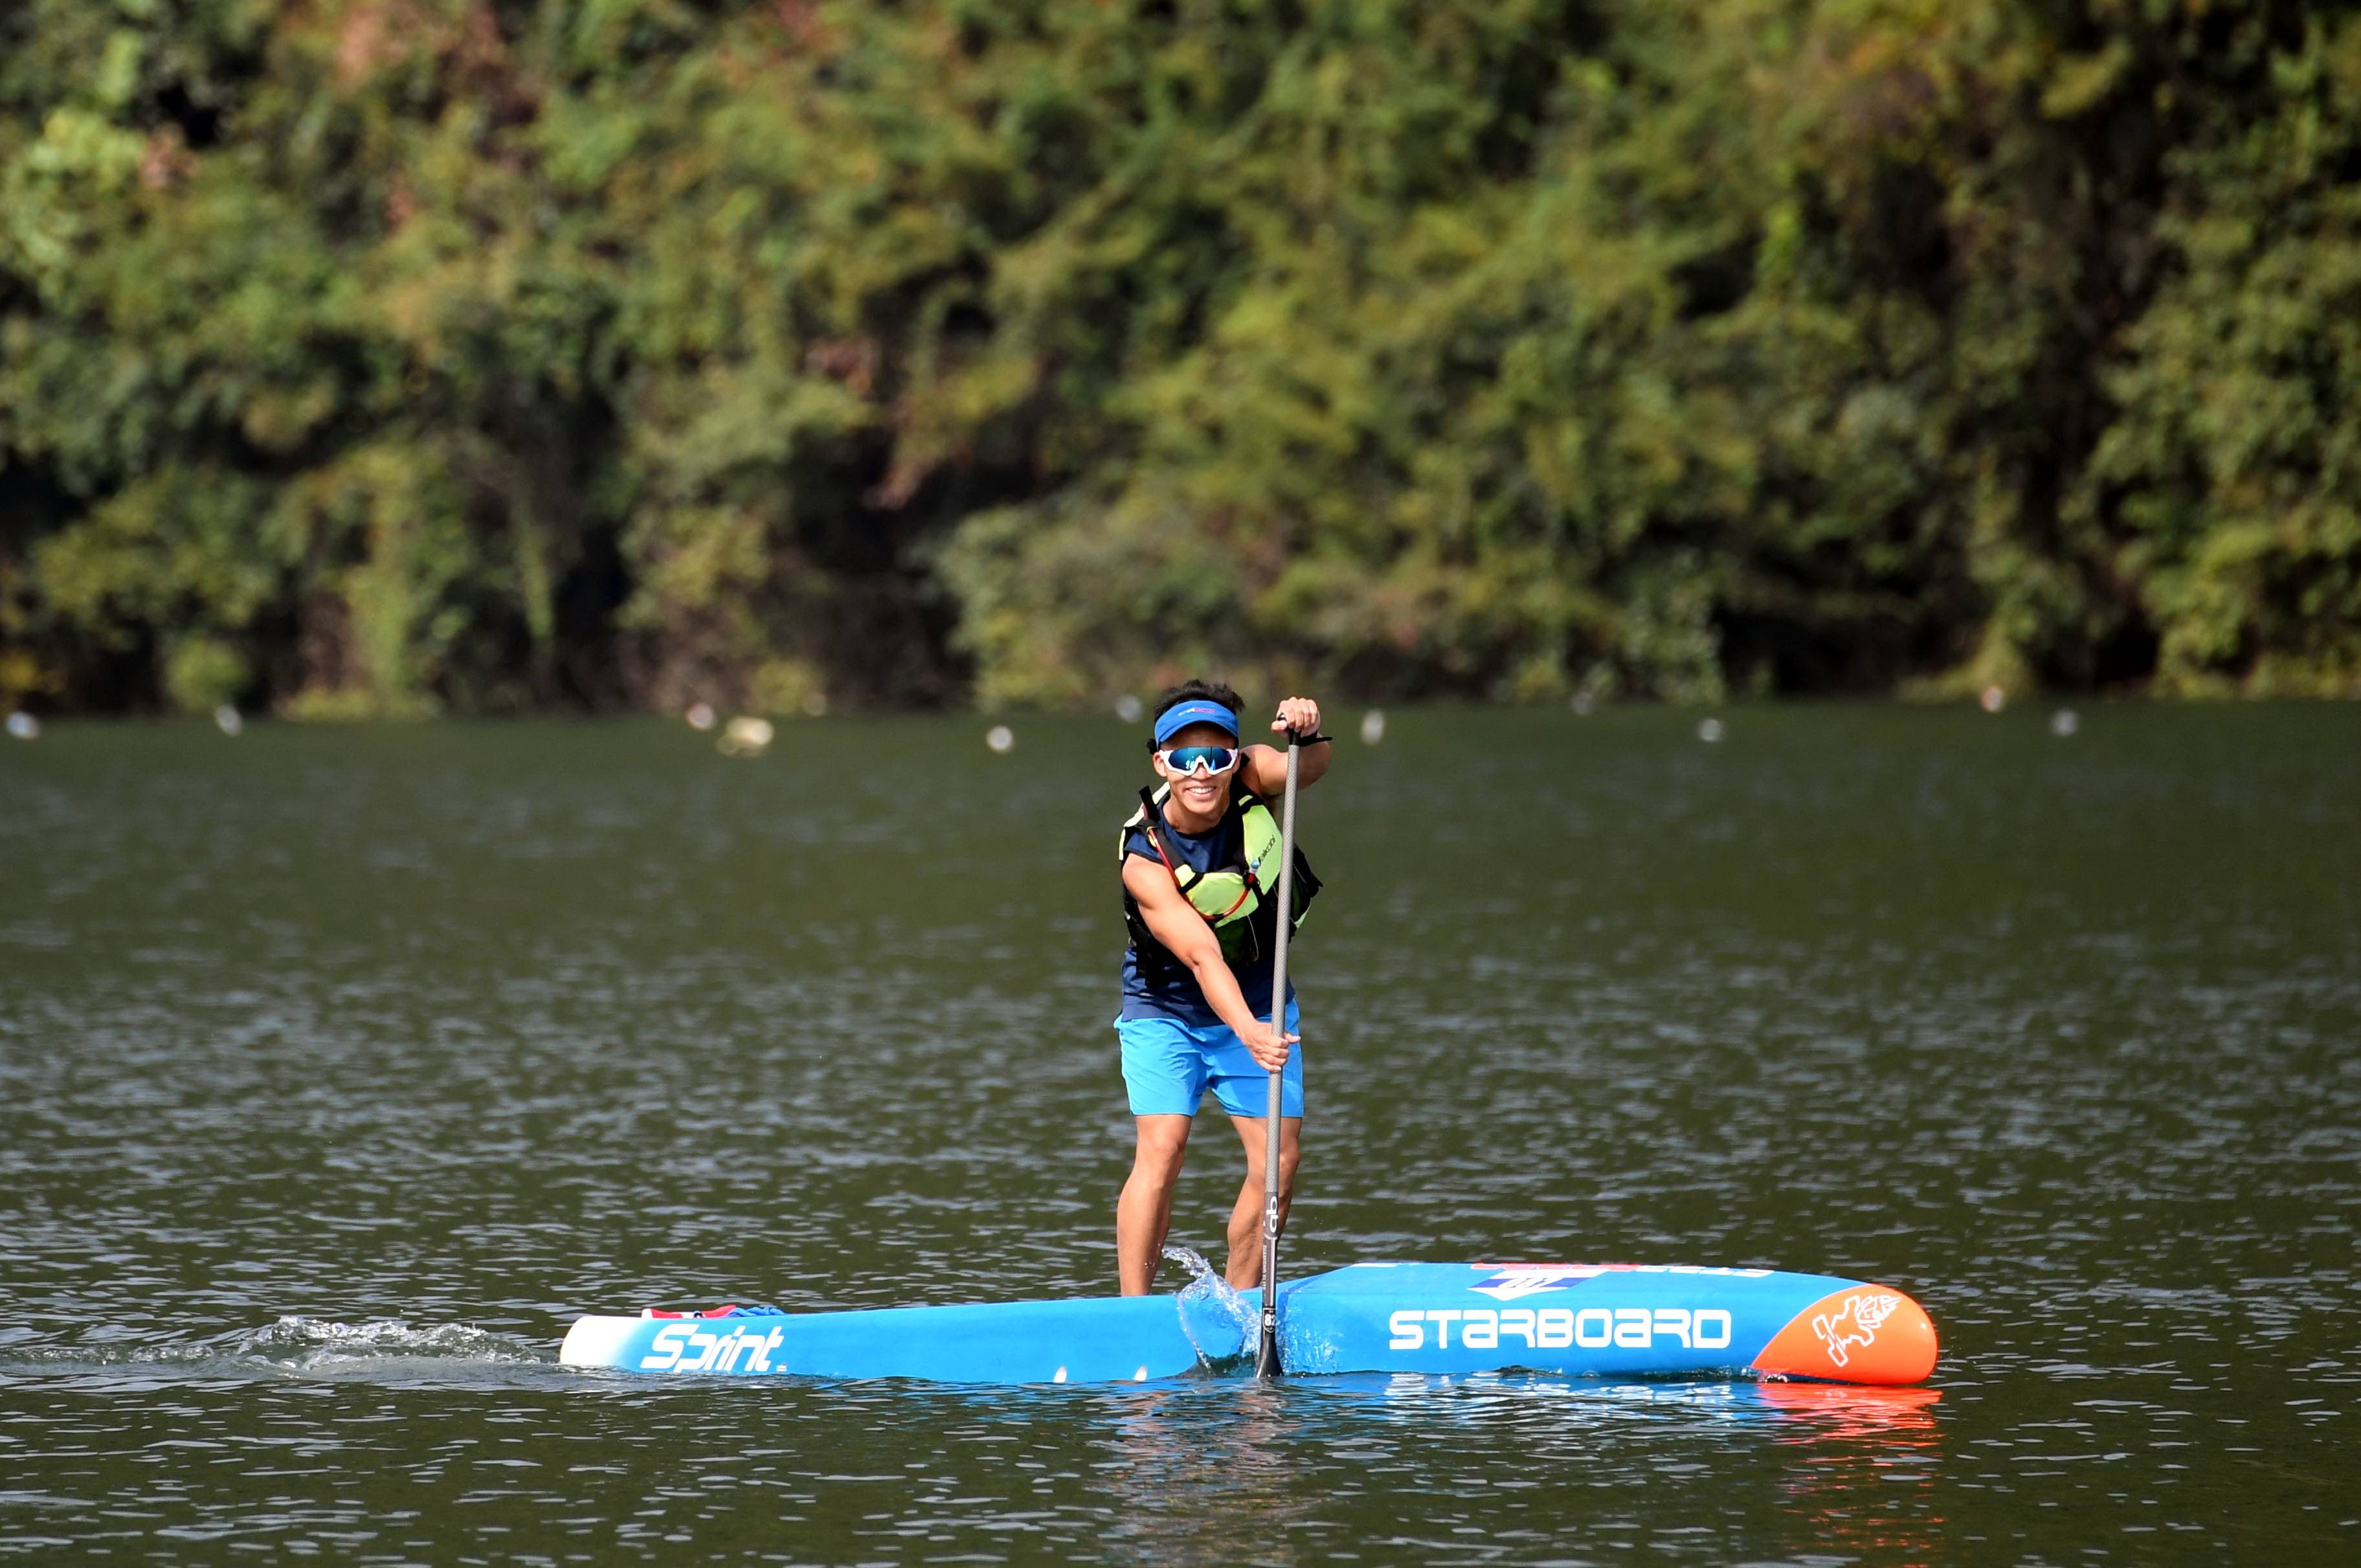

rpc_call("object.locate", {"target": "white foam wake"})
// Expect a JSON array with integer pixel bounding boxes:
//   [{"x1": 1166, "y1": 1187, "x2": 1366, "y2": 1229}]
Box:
[
  {"x1": 3, "y1": 1316, "x2": 548, "y2": 1372},
  {"x1": 231, "y1": 1315, "x2": 545, "y2": 1366}
]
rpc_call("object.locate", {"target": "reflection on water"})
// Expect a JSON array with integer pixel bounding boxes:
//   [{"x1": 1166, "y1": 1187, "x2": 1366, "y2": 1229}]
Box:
[
  {"x1": 1756, "y1": 1383, "x2": 1944, "y2": 1565},
  {"x1": 1099, "y1": 1385, "x2": 1320, "y2": 1566},
  {"x1": 2, "y1": 708, "x2": 2356, "y2": 1562},
  {"x1": 1087, "y1": 1377, "x2": 1949, "y2": 1568}
]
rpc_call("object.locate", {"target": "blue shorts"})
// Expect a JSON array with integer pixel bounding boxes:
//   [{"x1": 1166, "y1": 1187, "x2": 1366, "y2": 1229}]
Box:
[{"x1": 1116, "y1": 1002, "x2": 1303, "y2": 1119}]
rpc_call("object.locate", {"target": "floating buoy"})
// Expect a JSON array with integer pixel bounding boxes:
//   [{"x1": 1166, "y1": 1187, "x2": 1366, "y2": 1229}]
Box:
[
  {"x1": 1980, "y1": 685, "x2": 2006, "y2": 714},
  {"x1": 719, "y1": 716, "x2": 774, "y2": 757},
  {"x1": 5, "y1": 711, "x2": 37, "y2": 740},
  {"x1": 1113, "y1": 694, "x2": 1143, "y2": 724},
  {"x1": 985, "y1": 724, "x2": 1014, "y2": 754},
  {"x1": 214, "y1": 706, "x2": 243, "y2": 736},
  {"x1": 1698, "y1": 717, "x2": 1725, "y2": 743},
  {"x1": 1359, "y1": 709, "x2": 1386, "y2": 745},
  {"x1": 1571, "y1": 692, "x2": 1596, "y2": 716},
  {"x1": 2051, "y1": 709, "x2": 2079, "y2": 737},
  {"x1": 686, "y1": 702, "x2": 716, "y2": 732}
]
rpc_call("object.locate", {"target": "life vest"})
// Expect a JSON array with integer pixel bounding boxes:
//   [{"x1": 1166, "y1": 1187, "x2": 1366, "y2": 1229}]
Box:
[{"x1": 1119, "y1": 780, "x2": 1320, "y2": 981}]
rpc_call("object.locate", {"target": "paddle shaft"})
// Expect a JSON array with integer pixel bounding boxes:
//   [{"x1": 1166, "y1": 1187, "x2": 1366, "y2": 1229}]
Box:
[{"x1": 1255, "y1": 738, "x2": 1301, "y2": 1378}]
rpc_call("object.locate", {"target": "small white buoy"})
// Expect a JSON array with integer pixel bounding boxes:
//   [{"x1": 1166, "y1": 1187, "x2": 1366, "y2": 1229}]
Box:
[
  {"x1": 5, "y1": 711, "x2": 38, "y2": 741},
  {"x1": 1133, "y1": 1365, "x2": 1148, "y2": 1382},
  {"x1": 1697, "y1": 717, "x2": 1724, "y2": 743},
  {"x1": 1980, "y1": 685, "x2": 2006, "y2": 714},
  {"x1": 985, "y1": 724, "x2": 1014, "y2": 754},
  {"x1": 1053, "y1": 1366, "x2": 1068, "y2": 1383},
  {"x1": 802, "y1": 691, "x2": 828, "y2": 717},
  {"x1": 1113, "y1": 694, "x2": 1143, "y2": 724},
  {"x1": 1359, "y1": 709, "x2": 1386, "y2": 746},
  {"x1": 685, "y1": 701, "x2": 716, "y2": 731},
  {"x1": 1571, "y1": 692, "x2": 1595, "y2": 717},
  {"x1": 2051, "y1": 709, "x2": 2079, "y2": 737},
  {"x1": 214, "y1": 705, "x2": 243, "y2": 736},
  {"x1": 719, "y1": 715, "x2": 774, "y2": 756}
]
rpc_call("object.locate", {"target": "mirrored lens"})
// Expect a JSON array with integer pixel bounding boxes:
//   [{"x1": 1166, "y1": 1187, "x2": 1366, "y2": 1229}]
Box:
[{"x1": 1163, "y1": 746, "x2": 1238, "y2": 776}]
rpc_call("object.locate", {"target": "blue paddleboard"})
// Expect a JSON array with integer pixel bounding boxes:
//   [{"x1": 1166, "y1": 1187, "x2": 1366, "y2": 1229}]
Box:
[{"x1": 560, "y1": 1261, "x2": 1936, "y2": 1385}]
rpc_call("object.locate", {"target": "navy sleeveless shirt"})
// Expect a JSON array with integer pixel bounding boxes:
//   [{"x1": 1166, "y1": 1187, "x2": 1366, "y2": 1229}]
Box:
[{"x1": 1119, "y1": 796, "x2": 1295, "y2": 1027}]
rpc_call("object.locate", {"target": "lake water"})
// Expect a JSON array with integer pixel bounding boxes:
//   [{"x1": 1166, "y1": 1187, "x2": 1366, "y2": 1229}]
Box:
[{"x1": 2, "y1": 706, "x2": 2355, "y2": 1565}]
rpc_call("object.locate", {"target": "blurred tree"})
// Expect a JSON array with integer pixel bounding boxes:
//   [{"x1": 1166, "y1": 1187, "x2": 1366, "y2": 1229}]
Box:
[{"x1": 0, "y1": 0, "x2": 2353, "y2": 713}]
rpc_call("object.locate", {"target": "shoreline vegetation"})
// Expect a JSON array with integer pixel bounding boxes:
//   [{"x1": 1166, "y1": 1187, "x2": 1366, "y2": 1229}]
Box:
[{"x1": 3, "y1": 2, "x2": 2358, "y2": 718}]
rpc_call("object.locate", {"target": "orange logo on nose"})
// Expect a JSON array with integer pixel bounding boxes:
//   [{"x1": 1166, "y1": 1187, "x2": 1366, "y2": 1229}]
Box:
[
  {"x1": 1811, "y1": 1292, "x2": 1901, "y2": 1367},
  {"x1": 1754, "y1": 1285, "x2": 1938, "y2": 1385}
]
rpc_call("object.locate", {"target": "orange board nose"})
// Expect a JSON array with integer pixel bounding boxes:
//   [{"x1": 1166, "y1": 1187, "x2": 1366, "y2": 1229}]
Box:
[{"x1": 1751, "y1": 1284, "x2": 1938, "y2": 1385}]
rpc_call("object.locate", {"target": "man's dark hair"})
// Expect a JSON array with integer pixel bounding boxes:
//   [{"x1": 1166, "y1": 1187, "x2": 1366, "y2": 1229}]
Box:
[{"x1": 1148, "y1": 678, "x2": 1244, "y2": 746}]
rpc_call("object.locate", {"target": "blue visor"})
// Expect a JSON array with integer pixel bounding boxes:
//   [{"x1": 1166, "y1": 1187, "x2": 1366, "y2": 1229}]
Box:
[{"x1": 1152, "y1": 699, "x2": 1240, "y2": 745}]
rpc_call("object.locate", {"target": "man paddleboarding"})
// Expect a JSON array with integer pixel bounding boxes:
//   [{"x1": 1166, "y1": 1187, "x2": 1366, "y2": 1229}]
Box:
[{"x1": 1115, "y1": 681, "x2": 1330, "y2": 1294}]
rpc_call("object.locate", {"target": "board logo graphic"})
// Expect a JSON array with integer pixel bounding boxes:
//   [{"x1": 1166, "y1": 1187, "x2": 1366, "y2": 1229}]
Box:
[
  {"x1": 1470, "y1": 1266, "x2": 1618, "y2": 1299},
  {"x1": 1388, "y1": 1305, "x2": 1734, "y2": 1352},
  {"x1": 1810, "y1": 1292, "x2": 1901, "y2": 1367},
  {"x1": 638, "y1": 1322, "x2": 785, "y2": 1374},
  {"x1": 1468, "y1": 1263, "x2": 1774, "y2": 1301}
]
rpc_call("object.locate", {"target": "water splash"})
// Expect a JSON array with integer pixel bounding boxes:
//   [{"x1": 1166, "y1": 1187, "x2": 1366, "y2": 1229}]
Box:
[
  {"x1": 1164, "y1": 1246, "x2": 1254, "y2": 1367},
  {"x1": 1160, "y1": 1244, "x2": 1218, "y2": 1287}
]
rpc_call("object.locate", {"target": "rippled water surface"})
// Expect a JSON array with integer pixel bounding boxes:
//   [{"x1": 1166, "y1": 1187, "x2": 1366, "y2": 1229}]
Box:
[{"x1": 3, "y1": 707, "x2": 2355, "y2": 1564}]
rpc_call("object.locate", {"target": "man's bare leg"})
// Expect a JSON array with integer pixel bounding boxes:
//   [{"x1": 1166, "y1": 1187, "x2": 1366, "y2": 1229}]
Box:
[
  {"x1": 1222, "y1": 1114, "x2": 1301, "y2": 1290},
  {"x1": 1117, "y1": 1115, "x2": 1194, "y2": 1295}
]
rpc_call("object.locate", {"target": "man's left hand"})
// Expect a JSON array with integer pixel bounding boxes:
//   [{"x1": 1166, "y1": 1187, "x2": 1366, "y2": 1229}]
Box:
[{"x1": 1273, "y1": 697, "x2": 1321, "y2": 739}]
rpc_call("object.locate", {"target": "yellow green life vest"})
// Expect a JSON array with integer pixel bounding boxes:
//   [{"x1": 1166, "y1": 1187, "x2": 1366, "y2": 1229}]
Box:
[{"x1": 1119, "y1": 781, "x2": 1319, "y2": 979}]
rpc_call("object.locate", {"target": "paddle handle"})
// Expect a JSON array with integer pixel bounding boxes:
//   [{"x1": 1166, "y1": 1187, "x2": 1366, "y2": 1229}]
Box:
[{"x1": 1255, "y1": 738, "x2": 1301, "y2": 1378}]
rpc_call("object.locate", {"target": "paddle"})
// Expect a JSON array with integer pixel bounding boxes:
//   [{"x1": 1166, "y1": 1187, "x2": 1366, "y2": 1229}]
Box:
[{"x1": 1255, "y1": 735, "x2": 1303, "y2": 1379}]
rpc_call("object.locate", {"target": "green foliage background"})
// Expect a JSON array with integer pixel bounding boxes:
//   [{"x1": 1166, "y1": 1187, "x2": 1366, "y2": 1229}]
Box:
[{"x1": 3, "y1": 0, "x2": 2356, "y2": 715}]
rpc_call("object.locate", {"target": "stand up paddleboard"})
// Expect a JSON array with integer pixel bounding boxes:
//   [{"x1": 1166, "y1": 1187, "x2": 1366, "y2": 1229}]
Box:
[{"x1": 561, "y1": 1262, "x2": 1936, "y2": 1385}]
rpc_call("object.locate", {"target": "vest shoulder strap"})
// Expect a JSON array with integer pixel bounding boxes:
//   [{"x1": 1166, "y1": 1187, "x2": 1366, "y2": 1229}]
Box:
[
  {"x1": 1125, "y1": 784, "x2": 1199, "y2": 885},
  {"x1": 1119, "y1": 784, "x2": 1165, "y2": 855}
]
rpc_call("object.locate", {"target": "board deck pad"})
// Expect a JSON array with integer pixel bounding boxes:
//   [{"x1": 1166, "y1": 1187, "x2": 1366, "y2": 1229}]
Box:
[{"x1": 561, "y1": 1262, "x2": 1937, "y2": 1386}]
